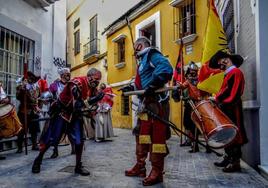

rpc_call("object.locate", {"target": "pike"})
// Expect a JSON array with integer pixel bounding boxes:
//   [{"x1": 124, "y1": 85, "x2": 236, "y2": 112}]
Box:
[
  {"x1": 123, "y1": 85, "x2": 180, "y2": 96},
  {"x1": 31, "y1": 108, "x2": 98, "y2": 122},
  {"x1": 132, "y1": 102, "x2": 223, "y2": 157}
]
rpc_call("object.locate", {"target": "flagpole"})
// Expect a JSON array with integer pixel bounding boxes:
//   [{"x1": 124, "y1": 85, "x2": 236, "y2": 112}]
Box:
[
  {"x1": 180, "y1": 39, "x2": 184, "y2": 145},
  {"x1": 23, "y1": 53, "x2": 29, "y2": 155}
]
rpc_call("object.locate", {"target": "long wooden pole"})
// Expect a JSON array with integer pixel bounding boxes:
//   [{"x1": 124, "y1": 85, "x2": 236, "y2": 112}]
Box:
[
  {"x1": 123, "y1": 86, "x2": 179, "y2": 96},
  {"x1": 180, "y1": 40, "x2": 184, "y2": 145},
  {"x1": 23, "y1": 53, "x2": 29, "y2": 155}
]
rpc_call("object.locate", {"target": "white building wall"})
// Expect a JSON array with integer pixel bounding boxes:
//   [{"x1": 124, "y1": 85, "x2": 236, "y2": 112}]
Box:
[{"x1": 0, "y1": 0, "x2": 66, "y2": 84}]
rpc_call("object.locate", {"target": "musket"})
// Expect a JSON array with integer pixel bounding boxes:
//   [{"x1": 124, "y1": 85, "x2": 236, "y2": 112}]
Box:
[
  {"x1": 132, "y1": 102, "x2": 223, "y2": 157},
  {"x1": 123, "y1": 85, "x2": 180, "y2": 96}
]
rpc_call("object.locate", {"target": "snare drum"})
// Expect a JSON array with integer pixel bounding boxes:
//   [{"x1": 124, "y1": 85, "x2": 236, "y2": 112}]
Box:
[
  {"x1": 0, "y1": 104, "x2": 22, "y2": 138},
  {"x1": 191, "y1": 100, "x2": 238, "y2": 149}
]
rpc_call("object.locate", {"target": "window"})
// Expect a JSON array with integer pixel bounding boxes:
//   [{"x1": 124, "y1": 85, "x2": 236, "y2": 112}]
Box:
[
  {"x1": 0, "y1": 26, "x2": 35, "y2": 104},
  {"x1": 121, "y1": 95, "x2": 129, "y2": 115},
  {"x1": 74, "y1": 18, "x2": 80, "y2": 29},
  {"x1": 84, "y1": 15, "x2": 99, "y2": 59},
  {"x1": 112, "y1": 34, "x2": 126, "y2": 68},
  {"x1": 222, "y1": 0, "x2": 235, "y2": 52},
  {"x1": 173, "y1": 0, "x2": 196, "y2": 42},
  {"x1": 140, "y1": 23, "x2": 156, "y2": 47},
  {"x1": 74, "y1": 30, "x2": 80, "y2": 55},
  {"x1": 117, "y1": 38, "x2": 125, "y2": 63}
]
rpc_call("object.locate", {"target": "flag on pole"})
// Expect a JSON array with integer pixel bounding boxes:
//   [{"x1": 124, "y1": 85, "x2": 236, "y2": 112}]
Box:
[
  {"x1": 173, "y1": 41, "x2": 184, "y2": 84},
  {"x1": 197, "y1": 0, "x2": 228, "y2": 94}
]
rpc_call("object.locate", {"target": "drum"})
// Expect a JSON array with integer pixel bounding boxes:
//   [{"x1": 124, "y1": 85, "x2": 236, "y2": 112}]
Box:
[
  {"x1": 0, "y1": 104, "x2": 22, "y2": 138},
  {"x1": 191, "y1": 100, "x2": 237, "y2": 149}
]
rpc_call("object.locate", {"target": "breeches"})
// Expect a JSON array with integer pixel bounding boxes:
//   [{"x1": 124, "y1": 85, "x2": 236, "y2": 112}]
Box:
[{"x1": 40, "y1": 116, "x2": 84, "y2": 147}]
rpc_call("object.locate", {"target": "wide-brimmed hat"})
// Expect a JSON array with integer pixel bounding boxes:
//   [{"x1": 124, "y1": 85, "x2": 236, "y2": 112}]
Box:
[{"x1": 209, "y1": 50, "x2": 244, "y2": 69}]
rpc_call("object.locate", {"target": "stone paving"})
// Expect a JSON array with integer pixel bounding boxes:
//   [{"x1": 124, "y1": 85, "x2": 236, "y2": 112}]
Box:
[{"x1": 0, "y1": 128, "x2": 268, "y2": 188}]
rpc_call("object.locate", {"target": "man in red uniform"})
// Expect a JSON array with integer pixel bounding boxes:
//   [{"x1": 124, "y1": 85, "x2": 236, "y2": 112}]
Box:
[
  {"x1": 32, "y1": 68, "x2": 104, "y2": 176},
  {"x1": 209, "y1": 50, "x2": 248, "y2": 172}
]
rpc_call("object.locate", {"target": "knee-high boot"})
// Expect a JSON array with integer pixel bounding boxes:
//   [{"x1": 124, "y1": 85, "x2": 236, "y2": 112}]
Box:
[
  {"x1": 32, "y1": 144, "x2": 50, "y2": 173},
  {"x1": 74, "y1": 143, "x2": 90, "y2": 176},
  {"x1": 125, "y1": 137, "x2": 149, "y2": 177},
  {"x1": 31, "y1": 133, "x2": 39, "y2": 150},
  {"x1": 143, "y1": 154, "x2": 164, "y2": 186},
  {"x1": 16, "y1": 131, "x2": 24, "y2": 153}
]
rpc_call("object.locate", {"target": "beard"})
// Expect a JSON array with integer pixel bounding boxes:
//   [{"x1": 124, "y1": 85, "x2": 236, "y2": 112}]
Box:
[{"x1": 219, "y1": 64, "x2": 226, "y2": 70}]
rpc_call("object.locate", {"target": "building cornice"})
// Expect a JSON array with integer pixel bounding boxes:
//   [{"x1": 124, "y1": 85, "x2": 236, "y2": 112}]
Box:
[
  {"x1": 70, "y1": 52, "x2": 107, "y2": 72},
  {"x1": 102, "y1": 0, "x2": 161, "y2": 37}
]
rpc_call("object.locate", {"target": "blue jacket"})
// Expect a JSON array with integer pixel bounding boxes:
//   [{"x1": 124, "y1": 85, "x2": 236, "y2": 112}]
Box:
[{"x1": 138, "y1": 48, "x2": 173, "y2": 89}]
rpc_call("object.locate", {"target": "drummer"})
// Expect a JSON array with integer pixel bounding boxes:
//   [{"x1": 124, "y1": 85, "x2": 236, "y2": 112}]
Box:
[
  {"x1": 0, "y1": 81, "x2": 9, "y2": 160},
  {"x1": 180, "y1": 62, "x2": 201, "y2": 153},
  {"x1": 209, "y1": 50, "x2": 248, "y2": 173}
]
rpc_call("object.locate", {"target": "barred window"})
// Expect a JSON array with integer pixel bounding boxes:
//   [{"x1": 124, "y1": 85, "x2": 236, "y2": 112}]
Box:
[
  {"x1": 117, "y1": 38, "x2": 125, "y2": 63},
  {"x1": 74, "y1": 30, "x2": 80, "y2": 55},
  {"x1": 173, "y1": 0, "x2": 196, "y2": 40},
  {"x1": 74, "y1": 18, "x2": 80, "y2": 29},
  {"x1": 0, "y1": 26, "x2": 35, "y2": 105},
  {"x1": 112, "y1": 34, "x2": 126, "y2": 66},
  {"x1": 222, "y1": 0, "x2": 235, "y2": 52},
  {"x1": 121, "y1": 95, "x2": 129, "y2": 116}
]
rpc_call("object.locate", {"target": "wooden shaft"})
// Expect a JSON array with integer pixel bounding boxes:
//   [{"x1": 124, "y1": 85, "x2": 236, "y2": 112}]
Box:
[{"x1": 123, "y1": 85, "x2": 179, "y2": 96}]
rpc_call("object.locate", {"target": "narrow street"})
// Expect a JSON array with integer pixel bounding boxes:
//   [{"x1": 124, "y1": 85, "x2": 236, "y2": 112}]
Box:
[{"x1": 0, "y1": 128, "x2": 267, "y2": 188}]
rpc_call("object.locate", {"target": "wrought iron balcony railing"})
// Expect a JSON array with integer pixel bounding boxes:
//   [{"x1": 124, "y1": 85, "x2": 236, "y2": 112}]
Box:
[{"x1": 83, "y1": 38, "x2": 100, "y2": 60}]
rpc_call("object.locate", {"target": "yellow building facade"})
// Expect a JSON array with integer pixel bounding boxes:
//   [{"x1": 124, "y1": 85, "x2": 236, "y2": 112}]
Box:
[{"x1": 104, "y1": 0, "x2": 209, "y2": 129}]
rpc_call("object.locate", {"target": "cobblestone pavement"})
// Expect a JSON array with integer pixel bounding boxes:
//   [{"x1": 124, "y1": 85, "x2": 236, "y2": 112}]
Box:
[{"x1": 0, "y1": 128, "x2": 268, "y2": 188}]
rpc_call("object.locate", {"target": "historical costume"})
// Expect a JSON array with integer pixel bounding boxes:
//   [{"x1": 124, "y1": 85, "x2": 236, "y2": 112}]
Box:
[
  {"x1": 32, "y1": 68, "x2": 104, "y2": 176},
  {"x1": 16, "y1": 71, "x2": 41, "y2": 153},
  {"x1": 180, "y1": 62, "x2": 201, "y2": 152},
  {"x1": 94, "y1": 83, "x2": 115, "y2": 142},
  {"x1": 45, "y1": 68, "x2": 75, "y2": 158},
  {"x1": 210, "y1": 50, "x2": 248, "y2": 172},
  {"x1": 124, "y1": 37, "x2": 173, "y2": 186}
]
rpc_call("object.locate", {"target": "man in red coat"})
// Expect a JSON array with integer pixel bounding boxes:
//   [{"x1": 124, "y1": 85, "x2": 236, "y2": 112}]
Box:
[
  {"x1": 209, "y1": 50, "x2": 248, "y2": 172},
  {"x1": 32, "y1": 68, "x2": 104, "y2": 176}
]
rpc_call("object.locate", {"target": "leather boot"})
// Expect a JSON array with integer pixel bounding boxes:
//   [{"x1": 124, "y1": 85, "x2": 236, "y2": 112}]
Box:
[
  {"x1": 70, "y1": 143, "x2": 75, "y2": 155},
  {"x1": 125, "y1": 143, "x2": 148, "y2": 177},
  {"x1": 32, "y1": 158, "x2": 42, "y2": 173},
  {"x1": 16, "y1": 131, "x2": 24, "y2": 153},
  {"x1": 214, "y1": 156, "x2": 230, "y2": 167},
  {"x1": 180, "y1": 140, "x2": 192, "y2": 147},
  {"x1": 222, "y1": 160, "x2": 241, "y2": 172},
  {"x1": 32, "y1": 145, "x2": 49, "y2": 173},
  {"x1": 142, "y1": 154, "x2": 164, "y2": 186},
  {"x1": 50, "y1": 146, "x2": 59, "y2": 158},
  {"x1": 31, "y1": 135, "x2": 39, "y2": 151},
  {"x1": 75, "y1": 162, "x2": 90, "y2": 176}
]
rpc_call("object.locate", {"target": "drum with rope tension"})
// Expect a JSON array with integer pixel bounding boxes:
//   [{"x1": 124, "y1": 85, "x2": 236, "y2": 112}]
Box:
[
  {"x1": 191, "y1": 100, "x2": 238, "y2": 149},
  {"x1": 0, "y1": 104, "x2": 22, "y2": 138}
]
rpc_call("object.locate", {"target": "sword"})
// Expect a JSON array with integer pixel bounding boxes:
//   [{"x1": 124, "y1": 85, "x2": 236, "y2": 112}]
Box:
[{"x1": 132, "y1": 102, "x2": 223, "y2": 157}]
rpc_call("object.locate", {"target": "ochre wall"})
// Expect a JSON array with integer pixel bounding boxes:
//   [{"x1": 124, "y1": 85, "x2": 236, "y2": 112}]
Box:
[{"x1": 107, "y1": 0, "x2": 209, "y2": 129}]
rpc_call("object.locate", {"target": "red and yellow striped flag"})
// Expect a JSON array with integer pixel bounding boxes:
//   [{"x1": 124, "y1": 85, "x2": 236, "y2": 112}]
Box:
[{"x1": 197, "y1": 0, "x2": 228, "y2": 94}]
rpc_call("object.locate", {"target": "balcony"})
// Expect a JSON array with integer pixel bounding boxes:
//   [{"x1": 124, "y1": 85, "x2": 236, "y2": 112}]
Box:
[
  {"x1": 83, "y1": 38, "x2": 100, "y2": 62},
  {"x1": 23, "y1": 0, "x2": 58, "y2": 9}
]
